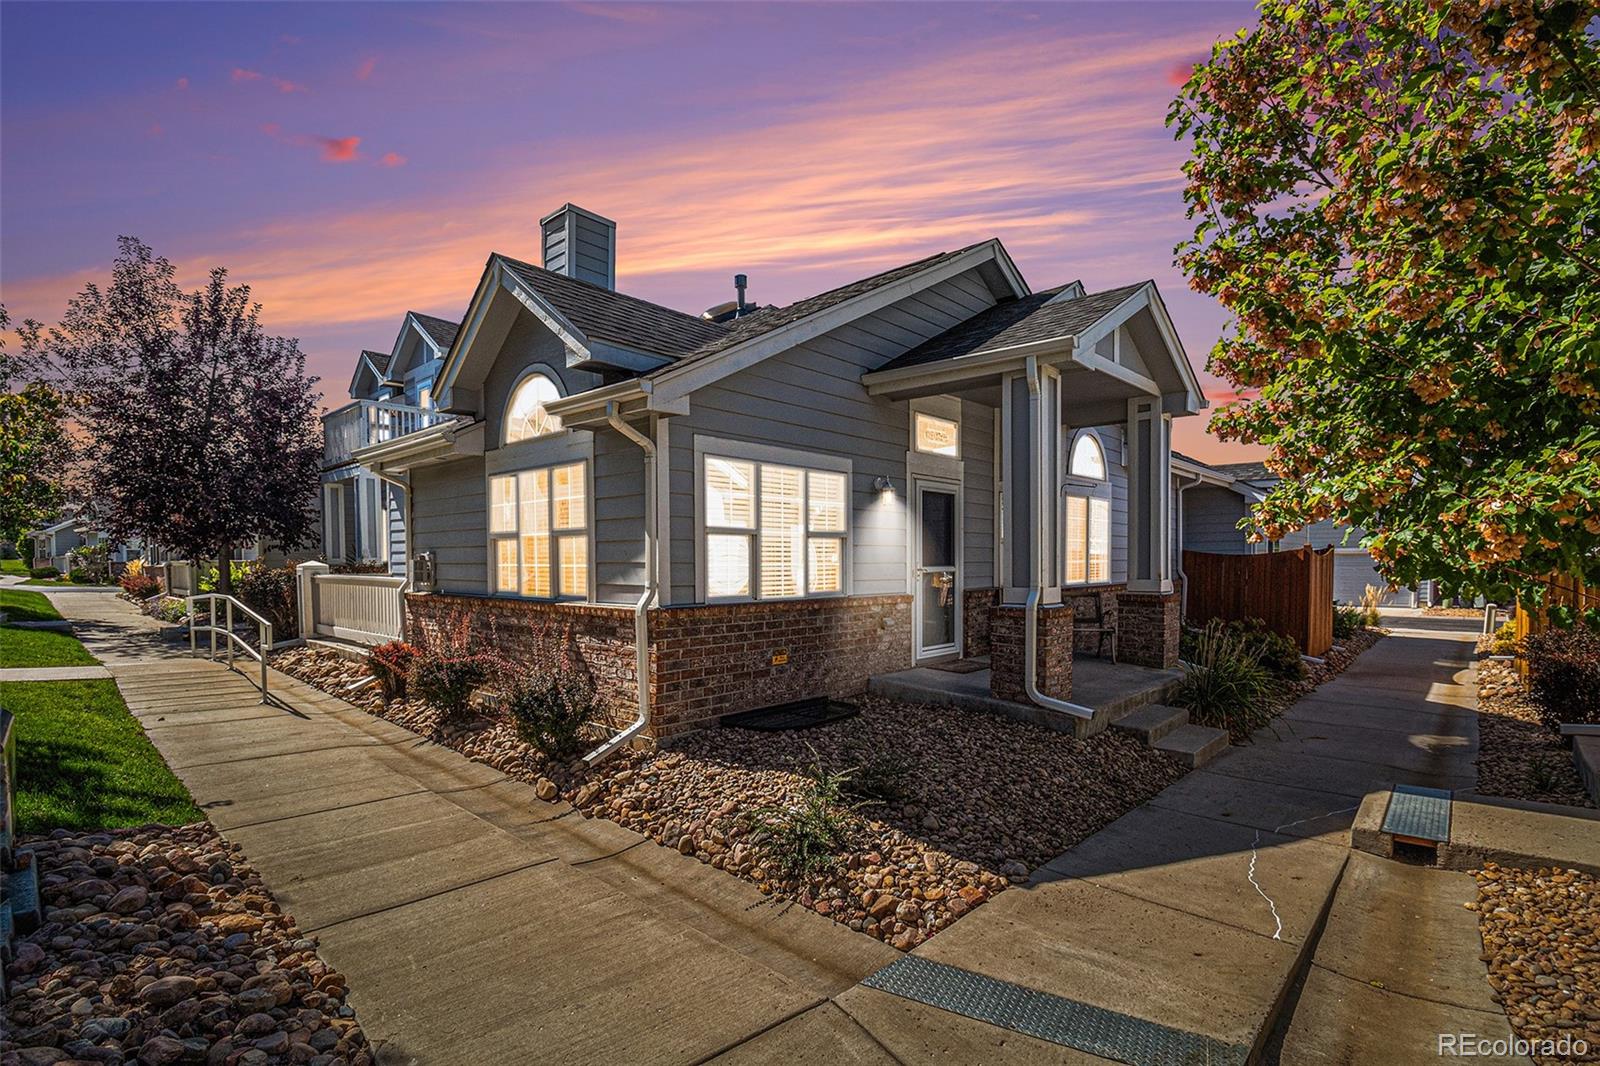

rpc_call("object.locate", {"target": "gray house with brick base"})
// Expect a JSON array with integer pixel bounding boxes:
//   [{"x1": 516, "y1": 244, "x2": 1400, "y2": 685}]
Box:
[{"x1": 356, "y1": 204, "x2": 1203, "y2": 754}]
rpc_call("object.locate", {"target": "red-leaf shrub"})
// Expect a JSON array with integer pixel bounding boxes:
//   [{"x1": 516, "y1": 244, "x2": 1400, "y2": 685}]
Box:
[
  {"x1": 1523, "y1": 626, "x2": 1600, "y2": 729},
  {"x1": 368, "y1": 640, "x2": 418, "y2": 702},
  {"x1": 119, "y1": 569, "x2": 162, "y2": 600}
]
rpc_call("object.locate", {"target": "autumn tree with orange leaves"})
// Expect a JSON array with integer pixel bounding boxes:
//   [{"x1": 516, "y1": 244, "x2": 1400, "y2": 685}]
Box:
[{"x1": 1171, "y1": 0, "x2": 1600, "y2": 610}]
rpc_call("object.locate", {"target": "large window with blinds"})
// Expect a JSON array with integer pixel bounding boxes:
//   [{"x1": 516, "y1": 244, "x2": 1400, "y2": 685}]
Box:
[
  {"x1": 489, "y1": 461, "x2": 588, "y2": 599},
  {"x1": 1064, "y1": 430, "x2": 1111, "y2": 585},
  {"x1": 702, "y1": 453, "x2": 849, "y2": 600}
]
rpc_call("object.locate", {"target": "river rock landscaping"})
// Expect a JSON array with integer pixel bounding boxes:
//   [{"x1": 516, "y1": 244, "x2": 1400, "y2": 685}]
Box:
[
  {"x1": 2, "y1": 823, "x2": 371, "y2": 1066},
  {"x1": 272, "y1": 646, "x2": 1187, "y2": 949},
  {"x1": 1470, "y1": 863, "x2": 1600, "y2": 1064},
  {"x1": 1474, "y1": 658, "x2": 1594, "y2": 808}
]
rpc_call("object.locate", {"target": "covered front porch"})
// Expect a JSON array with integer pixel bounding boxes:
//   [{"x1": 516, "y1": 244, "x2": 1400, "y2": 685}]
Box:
[{"x1": 862, "y1": 280, "x2": 1203, "y2": 723}]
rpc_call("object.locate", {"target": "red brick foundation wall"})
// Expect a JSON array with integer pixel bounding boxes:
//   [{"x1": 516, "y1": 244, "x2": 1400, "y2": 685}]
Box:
[
  {"x1": 652, "y1": 594, "x2": 911, "y2": 736},
  {"x1": 1118, "y1": 590, "x2": 1181, "y2": 668},
  {"x1": 406, "y1": 593, "x2": 645, "y2": 730},
  {"x1": 405, "y1": 591, "x2": 913, "y2": 740},
  {"x1": 962, "y1": 587, "x2": 998, "y2": 658},
  {"x1": 989, "y1": 604, "x2": 1073, "y2": 703}
]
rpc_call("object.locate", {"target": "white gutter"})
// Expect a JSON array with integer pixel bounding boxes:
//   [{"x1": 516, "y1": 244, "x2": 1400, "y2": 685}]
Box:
[
  {"x1": 1173, "y1": 470, "x2": 1204, "y2": 620},
  {"x1": 1023, "y1": 355, "x2": 1097, "y2": 720},
  {"x1": 585, "y1": 402, "x2": 658, "y2": 764}
]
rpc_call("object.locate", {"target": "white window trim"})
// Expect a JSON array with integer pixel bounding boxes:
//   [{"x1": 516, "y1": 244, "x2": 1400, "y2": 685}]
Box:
[
  {"x1": 484, "y1": 459, "x2": 595, "y2": 602},
  {"x1": 692, "y1": 434, "x2": 853, "y2": 604},
  {"x1": 322, "y1": 483, "x2": 347, "y2": 564},
  {"x1": 1060, "y1": 428, "x2": 1112, "y2": 586}
]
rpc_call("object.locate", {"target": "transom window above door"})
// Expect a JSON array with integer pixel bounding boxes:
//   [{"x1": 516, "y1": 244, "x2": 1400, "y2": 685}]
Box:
[
  {"x1": 913, "y1": 411, "x2": 959, "y2": 458},
  {"x1": 703, "y1": 454, "x2": 849, "y2": 600},
  {"x1": 504, "y1": 371, "x2": 563, "y2": 443}
]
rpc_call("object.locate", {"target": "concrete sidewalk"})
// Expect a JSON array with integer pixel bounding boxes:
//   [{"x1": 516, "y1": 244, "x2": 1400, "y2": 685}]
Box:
[{"x1": 56, "y1": 592, "x2": 894, "y2": 1066}]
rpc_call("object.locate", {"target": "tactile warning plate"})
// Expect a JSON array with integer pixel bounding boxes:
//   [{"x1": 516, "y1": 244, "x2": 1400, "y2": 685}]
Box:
[
  {"x1": 1381, "y1": 784, "x2": 1453, "y2": 842},
  {"x1": 863, "y1": 954, "x2": 1250, "y2": 1065}
]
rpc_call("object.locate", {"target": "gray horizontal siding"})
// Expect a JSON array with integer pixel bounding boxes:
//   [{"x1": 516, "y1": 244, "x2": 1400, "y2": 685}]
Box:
[
  {"x1": 667, "y1": 270, "x2": 999, "y2": 604},
  {"x1": 387, "y1": 487, "x2": 406, "y2": 577},
  {"x1": 1182, "y1": 485, "x2": 1250, "y2": 554},
  {"x1": 962, "y1": 399, "x2": 995, "y2": 587},
  {"x1": 411, "y1": 457, "x2": 487, "y2": 594},
  {"x1": 594, "y1": 429, "x2": 645, "y2": 604}
]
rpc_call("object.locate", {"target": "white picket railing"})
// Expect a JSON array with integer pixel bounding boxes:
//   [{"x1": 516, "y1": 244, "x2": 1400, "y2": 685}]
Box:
[
  {"x1": 322, "y1": 400, "x2": 457, "y2": 469},
  {"x1": 296, "y1": 563, "x2": 406, "y2": 645}
]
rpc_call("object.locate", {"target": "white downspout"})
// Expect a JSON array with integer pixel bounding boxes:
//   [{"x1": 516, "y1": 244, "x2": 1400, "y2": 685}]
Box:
[
  {"x1": 1174, "y1": 471, "x2": 1203, "y2": 621},
  {"x1": 370, "y1": 470, "x2": 412, "y2": 585},
  {"x1": 585, "y1": 401, "x2": 657, "y2": 765},
  {"x1": 1023, "y1": 355, "x2": 1096, "y2": 719}
]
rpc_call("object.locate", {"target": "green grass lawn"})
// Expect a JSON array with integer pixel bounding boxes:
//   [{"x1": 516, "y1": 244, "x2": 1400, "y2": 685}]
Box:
[
  {"x1": 1, "y1": 588, "x2": 65, "y2": 623},
  {"x1": 22, "y1": 578, "x2": 113, "y2": 587},
  {"x1": 0, "y1": 589, "x2": 97, "y2": 667},
  {"x1": 0, "y1": 558, "x2": 29, "y2": 576},
  {"x1": 5, "y1": 679, "x2": 202, "y2": 832}
]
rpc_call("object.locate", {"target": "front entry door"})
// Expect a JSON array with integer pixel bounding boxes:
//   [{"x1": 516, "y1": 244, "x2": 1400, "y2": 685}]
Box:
[{"x1": 914, "y1": 481, "x2": 960, "y2": 660}]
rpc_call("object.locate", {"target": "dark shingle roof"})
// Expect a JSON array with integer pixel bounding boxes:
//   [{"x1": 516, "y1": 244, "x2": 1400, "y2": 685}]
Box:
[
  {"x1": 409, "y1": 312, "x2": 461, "y2": 351},
  {"x1": 498, "y1": 257, "x2": 727, "y2": 360},
  {"x1": 877, "y1": 281, "x2": 1148, "y2": 373},
  {"x1": 1213, "y1": 461, "x2": 1275, "y2": 482},
  {"x1": 361, "y1": 350, "x2": 391, "y2": 375},
  {"x1": 672, "y1": 243, "x2": 992, "y2": 365}
]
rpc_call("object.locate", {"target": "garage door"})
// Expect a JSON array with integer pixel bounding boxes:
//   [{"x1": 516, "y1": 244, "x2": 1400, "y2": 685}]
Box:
[{"x1": 1333, "y1": 551, "x2": 1411, "y2": 605}]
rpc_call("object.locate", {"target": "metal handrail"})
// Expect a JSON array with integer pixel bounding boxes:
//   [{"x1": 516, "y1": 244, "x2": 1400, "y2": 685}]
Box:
[{"x1": 187, "y1": 594, "x2": 273, "y2": 703}]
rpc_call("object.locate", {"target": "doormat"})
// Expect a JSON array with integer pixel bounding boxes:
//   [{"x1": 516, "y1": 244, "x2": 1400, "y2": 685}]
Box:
[
  {"x1": 926, "y1": 658, "x2": 987, "y2": 674},
  {"x1": 721, "y1": 697, "x2": 860, "y2": 732}
]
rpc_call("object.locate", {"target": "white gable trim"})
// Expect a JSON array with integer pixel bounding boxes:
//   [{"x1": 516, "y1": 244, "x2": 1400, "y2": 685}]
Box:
[{"x1": 649, "y1": 239, "x2": 1028, "y2": 404}]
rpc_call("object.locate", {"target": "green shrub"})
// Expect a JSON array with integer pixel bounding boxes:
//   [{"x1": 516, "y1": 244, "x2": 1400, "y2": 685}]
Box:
[
  {"x1": 197, "y1": 560, "x2": 250, "y2": 593},
  {"x1": 154, "y1": 596, "x2": 189, "y2": 623},
  {"x1": 503, "y1": 662, "x2": 598, "y2": 759},
  {"x1": 68, "y1": 569, "x2": 95, "y2": 584},
  {"x1": 66, "y1": 544, "x2": 110, "y2": 583},
  {"x1": 1182, "y1": 618, "x2": 1303, "y2": 681},
  {"x1": 235, "y1": 562, "x2": 298, "y2": 639},
  {"x1": 1490, "y1": 620, "x2": 1518, "y2": 656},
  {"x1": 1523, "y1": 625, "x2": 1600, "y2": 729},
  {"x1": 29, "y1": 566, "x2": 59, "y2": 580},
  {"x1": 1332, "y1": 604, "x2": 1363, "y2": 641},
  {"x1": 1359, "y1": 585, "x2": 1385, "y2": 628},
  {"x1": 748, "y1": 754, "x2": 859, "y2": 877},
  {"x1": 840, "y1": 746, "x2": 914, "y2": 806},
  {"x1": 1173, "y1": 619, "x2": 1274, "y2": 742},
  {"x1": 410, "y1": 653, "x2": 492, "y2": 723},
  {"x1": 368, "y1": 640, "x2": 418, "y2": 703}
]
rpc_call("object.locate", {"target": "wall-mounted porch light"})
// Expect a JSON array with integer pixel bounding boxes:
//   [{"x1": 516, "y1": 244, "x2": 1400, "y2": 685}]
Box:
[{"x1": 873, "y1": 475, "x2": 895, "y2": 495}]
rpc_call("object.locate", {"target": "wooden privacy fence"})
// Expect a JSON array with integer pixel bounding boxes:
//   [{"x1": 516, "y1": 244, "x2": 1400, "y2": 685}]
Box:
[
  {"x1": 295, "y1": 562, "x2": 406, "y2": 645},
  {"x1": 1513, "y1": 571, "x2": 1598, "y2": 675},
  {"x1": 1183, "y1": 546, "x2": 1335, "y2": 656}
]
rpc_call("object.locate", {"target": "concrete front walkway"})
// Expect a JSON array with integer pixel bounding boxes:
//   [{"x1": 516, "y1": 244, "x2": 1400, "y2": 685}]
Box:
[
  {"x1": 53, "y1": 592, "x2": 896, "y2": 1066},
  {"x1": 52, "y1": 591, "x2": 1498, "y2": 1064},
  {"x1": 0, "y1": 665, "x2": 112, "y2": 681}
]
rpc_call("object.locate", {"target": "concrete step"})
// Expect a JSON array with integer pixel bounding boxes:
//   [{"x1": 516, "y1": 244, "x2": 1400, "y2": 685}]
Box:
[
  {"x1": 1152, "y1": 724, "x2": 1230, "y2": 768},
  {"x1": 1109, "y1": 703, "x2": 1189, "y2": 744}
]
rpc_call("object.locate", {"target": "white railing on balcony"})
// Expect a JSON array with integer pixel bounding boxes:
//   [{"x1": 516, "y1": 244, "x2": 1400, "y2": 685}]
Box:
[
  {"x1": 296, "y1": 563, "x2": 406, "y2": 645},
  {"x1": 323, "y1": 399, "x2": 457, "y2": 469}
]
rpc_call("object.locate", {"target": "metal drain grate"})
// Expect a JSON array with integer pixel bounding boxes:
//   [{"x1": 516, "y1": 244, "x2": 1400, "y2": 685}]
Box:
[
  {"x1": 721, "y1": 697, "x2": 859, "y2": 732},
  {"x1": 1381, "y1": 785, "x2": 1453, "y2": 843},
  {"x1": 863, "y1": 955, "x2": 1250, "y2": 1065}
]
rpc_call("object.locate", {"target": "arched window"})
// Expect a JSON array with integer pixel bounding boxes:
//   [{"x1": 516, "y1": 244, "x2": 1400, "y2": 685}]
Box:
[
  {"x1": 504, "y1": 371, "x2": 563, "y2": 443},
  {"x1": 1064, "y1": 430, "x2": 1110, "y2": 584},
  {"x1": 1069, "y1": 432, "x2": 1106, "y2": 480}
]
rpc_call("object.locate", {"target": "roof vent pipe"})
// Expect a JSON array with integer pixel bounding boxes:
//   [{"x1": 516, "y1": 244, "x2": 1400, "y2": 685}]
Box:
[{"x1": 734, "y1": 274, "x2": 749, "y2": 315}]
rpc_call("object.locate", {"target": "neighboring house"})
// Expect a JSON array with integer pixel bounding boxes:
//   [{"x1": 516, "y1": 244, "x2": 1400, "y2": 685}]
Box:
[
  {"x1": 357, "y1": 203, "x2": 1205, "y2": 743},
  {"x1": 26, "y1": 506, "x2": 142, "y2": 573},
  {"x1": 320, "y1": 311, "x2": 460, "y2": 574},
  {"x1": 1173, "y1": 456, "x2": 1416, "y2": 606}
]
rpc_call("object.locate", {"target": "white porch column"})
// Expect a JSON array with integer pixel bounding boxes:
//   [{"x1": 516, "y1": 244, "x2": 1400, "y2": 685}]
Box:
[
  {"x1": 999, "y1": 366, "x2": 1063, "y2": 605},
  {"x1": 296, "y1": 560, "x2": 329, "y2": 641},
  {"x1": 1126, "y1": 397, "x2": 1173, "y2": 593}
]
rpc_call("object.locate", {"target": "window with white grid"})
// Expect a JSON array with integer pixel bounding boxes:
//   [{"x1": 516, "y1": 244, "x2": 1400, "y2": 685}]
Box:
[
  {"x1": 703, "y1": 454, "x2": 849, "y2": 601},
  {"x1": 488, "y1": 461, "x2": 588, "y2": 599},
  {"x1": 1064, "y1": 430, "x2": 1111, "y2": 585}
]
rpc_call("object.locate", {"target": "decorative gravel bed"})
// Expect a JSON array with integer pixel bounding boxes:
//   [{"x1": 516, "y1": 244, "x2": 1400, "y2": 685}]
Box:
[
  {"x1": 1470, "y1": 863, "x2": 1600, "y2": 1064},
  {"x1": 3, "y1": 823, "x2": 372, "y2": 1066},
  {"x1": 272, "y1": 647, "x2": 1186, "y2": 949},
  {"x1": 1474, "y1": 659, "x2": 1594, "y2": 808}
]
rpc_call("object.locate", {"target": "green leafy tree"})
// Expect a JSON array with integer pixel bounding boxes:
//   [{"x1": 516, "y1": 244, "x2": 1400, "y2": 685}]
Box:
[
  {"x1": 21, "y1": 238, "x2": 322, "y2": 595},
  {"x1": 0, "y1": 306, "x2": 68, "y2": 546},
  {"x1": 1171, "y1": 0, "x2": 1600, "y2": 603}
]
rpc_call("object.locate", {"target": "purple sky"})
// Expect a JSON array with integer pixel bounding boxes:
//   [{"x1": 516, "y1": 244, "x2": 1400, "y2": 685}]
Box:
[{"x1": 1, "y1": 0, "x2": 1263, "y2": 461}]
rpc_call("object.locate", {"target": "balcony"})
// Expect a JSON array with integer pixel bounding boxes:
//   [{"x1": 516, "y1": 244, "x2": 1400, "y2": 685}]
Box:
[{"x1": 323, "y1": 399, "x2": 460, "y2": 469}]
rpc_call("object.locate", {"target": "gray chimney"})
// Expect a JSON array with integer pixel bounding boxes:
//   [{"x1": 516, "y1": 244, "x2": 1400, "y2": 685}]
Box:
[{"x1": 540, "y1": 204, "x2": 617, "y2": 290}]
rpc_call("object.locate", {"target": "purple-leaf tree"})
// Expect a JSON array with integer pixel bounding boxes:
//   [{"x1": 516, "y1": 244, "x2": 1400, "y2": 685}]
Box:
[{"x1": 23, "y1": 237, "x2": 321, "y2": 595}]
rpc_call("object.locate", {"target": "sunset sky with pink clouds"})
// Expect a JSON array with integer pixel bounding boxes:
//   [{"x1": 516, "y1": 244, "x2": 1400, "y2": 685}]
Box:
[{"x1": 1, "y1": 0, "x2": 1263, "y2": 462}]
